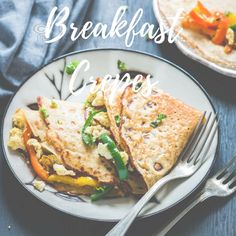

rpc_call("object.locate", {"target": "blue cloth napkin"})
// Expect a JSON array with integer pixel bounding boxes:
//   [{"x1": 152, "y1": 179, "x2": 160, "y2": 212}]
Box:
[{"x1": 0, "y1": 0, "x2": 92, "y2": 113}]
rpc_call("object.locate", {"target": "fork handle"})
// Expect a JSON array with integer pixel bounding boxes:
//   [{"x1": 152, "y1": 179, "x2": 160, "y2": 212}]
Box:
[
  {"x1": 153, "y1": 191, "x2": 212, "y2": 236},
  {"x1": 106, "y1": 174, "x2": 178, "y2": 236}
]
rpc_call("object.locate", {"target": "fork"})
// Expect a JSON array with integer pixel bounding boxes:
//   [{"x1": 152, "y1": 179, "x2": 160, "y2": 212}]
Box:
[
  {"x1": 106, "y1": 112, "x2": 218, "y2": 236},
  {"x1": 153, "y1": 155, "x2": 236, "y2": 236}
]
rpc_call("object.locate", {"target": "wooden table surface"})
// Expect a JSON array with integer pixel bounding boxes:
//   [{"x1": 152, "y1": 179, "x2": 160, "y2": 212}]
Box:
[{"x1": 1, "y1": 1, "x2": 236, "y2": 235}]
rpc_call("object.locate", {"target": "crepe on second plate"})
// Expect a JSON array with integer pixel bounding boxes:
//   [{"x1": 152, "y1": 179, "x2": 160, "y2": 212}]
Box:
[{"x1": 157, "y1": 0, "x2": 236, "y2": 70}]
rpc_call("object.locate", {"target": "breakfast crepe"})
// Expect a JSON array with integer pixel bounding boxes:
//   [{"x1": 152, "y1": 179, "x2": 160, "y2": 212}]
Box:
[
  {"x1": 11, "y1": 100, "x2": 125, "y2": 197},
  {"x1": 23, "y1": 109, "x2": 61, "y2": 158},
  {"x1": 104, "y1": 87, "x2": 128, "y2": 152},
  {"x1": 37, "y1": 97, "x2": 121, "y2": 186},
  {"x1": 157, "y1": 0, "x2": 236, "y2": 69},
  {"x1": 120, "y1": 85, "x2": 202, "y2": 189},
  {"x1": 104, "y1": 87, "x2": 147, "y2": 195}
]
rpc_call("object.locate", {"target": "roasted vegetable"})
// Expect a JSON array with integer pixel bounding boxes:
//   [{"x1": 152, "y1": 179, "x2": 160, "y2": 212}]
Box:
[
  {"x1": 48, "y1": 175, "x2": 98, "y2": 187},
  {"x1": 226, "y1": 12, "x2": 236, "y2": 27},
  {"x1": 23, "y1": 123, "x2": 49, "y2": 181},
  {"x1": 182, "y1": 1, "x2": 235, "y2": 52},
  {"x1": 212, "y1": 15, "x2": 229, "y2": 45},
  {"x1": 189, "y1": 1, "x2": 218, "y2": 28},
  {"x1": 90, "y1": 186, "x2": 113, "y2": 201},
  {"x1": 99, "y1": 133, "x2": 128, "y2": 180},
  {"x1": 65, "y1": 60, "x2": 79, "y2": 75},
  {"x1": 82, "y1": 109, "x2": 106, "y2": 145},
  {"x1": 117, "y1": 60, "x2": 127, "y2": 72}
]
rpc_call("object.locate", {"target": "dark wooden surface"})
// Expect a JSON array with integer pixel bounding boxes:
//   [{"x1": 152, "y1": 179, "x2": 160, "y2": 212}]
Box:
[{"x1": 1, "y1": 0, "x2": 236, "y2": 235}]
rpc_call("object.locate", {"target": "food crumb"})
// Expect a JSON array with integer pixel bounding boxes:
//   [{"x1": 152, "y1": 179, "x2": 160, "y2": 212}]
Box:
[{"x1": 33, "y1": 180, "x2": 46, "y2": 192}]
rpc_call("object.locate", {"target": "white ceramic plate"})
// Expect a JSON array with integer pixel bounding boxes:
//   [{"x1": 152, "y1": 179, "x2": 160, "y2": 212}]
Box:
[
  {"x1": 1, "y1": 49, "x2": 218, "y2": 222},
  {"x1": 153, "y1": 0, "x2": 236, "y2": 78}
]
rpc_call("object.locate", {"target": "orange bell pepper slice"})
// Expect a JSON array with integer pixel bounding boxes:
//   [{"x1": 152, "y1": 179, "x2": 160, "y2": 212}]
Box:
[
  {"x1": 189, "y1": 1, "x2": 218, "y2": 28},
  {"x1": 23, "y1": 122, "x2": 49, "y2": 181},
  {"x1": 182, "y1": 15, "x2": 215, "y2": 37},
  {"x1": 195, "y1": 1, "x2": 211, "y2": 17},
  {"x1": 189, "y1": 11, "x2": 217, "y2": 28},
  {"x1": 212, "y1": 16, "x2": 229, "y2": 45}
]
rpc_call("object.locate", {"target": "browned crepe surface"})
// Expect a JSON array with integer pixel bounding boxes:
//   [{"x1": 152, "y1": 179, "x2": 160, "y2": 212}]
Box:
[
  {"x1": 31, "y1": 97, "x2": 119, "y2": 186},
  {"x1": 120, "y1": 86, "x2": 202, "y2": 189}
]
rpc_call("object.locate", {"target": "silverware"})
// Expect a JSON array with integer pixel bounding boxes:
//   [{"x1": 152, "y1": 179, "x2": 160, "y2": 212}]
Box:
[
  {"x1": 153, "y1": 155, "x2": 236, "y2": 236},
  {"x1": 106, "y1": 112, "x2": 218, "y2": 236}
]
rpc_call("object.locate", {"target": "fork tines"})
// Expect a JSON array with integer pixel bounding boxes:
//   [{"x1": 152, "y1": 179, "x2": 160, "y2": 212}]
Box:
[
  {"x1": 180, "y1": 111, "x2": 218, "y2": 165},
  {"x1": 215, "y1": 155, "x2": 236, "y2": 190}
]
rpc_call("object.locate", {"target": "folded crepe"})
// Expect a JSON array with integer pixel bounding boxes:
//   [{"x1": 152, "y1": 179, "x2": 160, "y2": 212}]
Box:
[
  {"x1": 120, "y1": 85, "x2": 202, "y2": 189},
  {"x1": 37, "y1": 97, "x2": 118, "y2": 185},
  {"x1": 8, "y1": 98, "x2": 125, "y2": 197},
  {"x1": 104, "y1": 85, "x2": 147, "y2": 195},
  {"x1": 94, "y1": 79, "x2": 202, "y2": 191},
  {"x1": 8, "y1": 79, "x2": 202, "y2": 197},
  {"x1": 157, "y1": 0, "x2": 236, "y2": 70}
]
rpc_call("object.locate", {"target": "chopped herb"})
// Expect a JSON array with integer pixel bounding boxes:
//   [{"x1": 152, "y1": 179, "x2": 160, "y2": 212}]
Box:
[
  {"x1": 230, "y1": 24, "x2": 236, "y2": 31},
  {"x1": 65, "y1": 60, "x2": 79, "y2": 75},
  {"x1": 157, "y1": 113, "x2": 167, "y2": 120},
  {"x1": 90, "y1": 185, "x2": 113, "y2": 201},
  {"x1": 39, "y1": 107, "x2": 49, "y2": 119},
  {"x1": 115, "y1": 115, "x2": 121, "y2": 126},
  {"x1": 57, "y1": 120, "x2": 62, "y2": 125},
  {"x1": 150, "y1": 121, "x2": 158, "y2": 128},
  {"x1": 150, "y1": 113, "x2": 167, "y2": 128},
  {"x1": 117, "y1": 60, "x2": 127, "y2": 72},
  {"x1": 135, "y1": 82, "x2": 143, "y2": 91},
  {"x1": 50, "y1": 100, "x2": 58, "y2": 109}
]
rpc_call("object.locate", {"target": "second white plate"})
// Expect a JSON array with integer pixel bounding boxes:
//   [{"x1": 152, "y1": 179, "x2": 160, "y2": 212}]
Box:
[{"x1": 153, "y1": 0, "x2": 236, "y2": 78}]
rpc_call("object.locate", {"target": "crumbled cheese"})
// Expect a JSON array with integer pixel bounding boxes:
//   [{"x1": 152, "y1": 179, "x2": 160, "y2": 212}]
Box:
[
  {"x1": 226, "y1": 28, "x2": 235, "y2": 45},
  {"x1": 128, "y1": 164, "x2": 134, "y2": 172},
  {"x1": 8, "y1": 127, "x2": 25, "y2": 151},
  {"x1": 33, "y1": 180, "x2": 46, "y2": 192},
  {"x1": 97, "y1": 143, "x2": 113, "y2": 160},
  {"x1": 120, "y1": 151, "x2": 129, "y2": 165},
  {"x1": 12, "y1": 109, "x2": 25, "y2": 129},
  {"x1": 94, "y1": 112, "x2": 110, "y2": 128},
  {"x1": 97, "y1": 143, "x2": 129, "y2": 165},
  {"x1": 27, "y1": 139, "x2": 42, "y2": 158},
  {"x1": 91, "y1": 91, "x2": 105, "y2": 106},
  {"x1": 86, "y1": 124, "x2": 109, "y2": 139},
  {"x1": 86, "y1": 91, "x2": 97, "y2": 103},
  {"x1": 53, "y1": 164, "x2": 76, "y2": 176}
]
